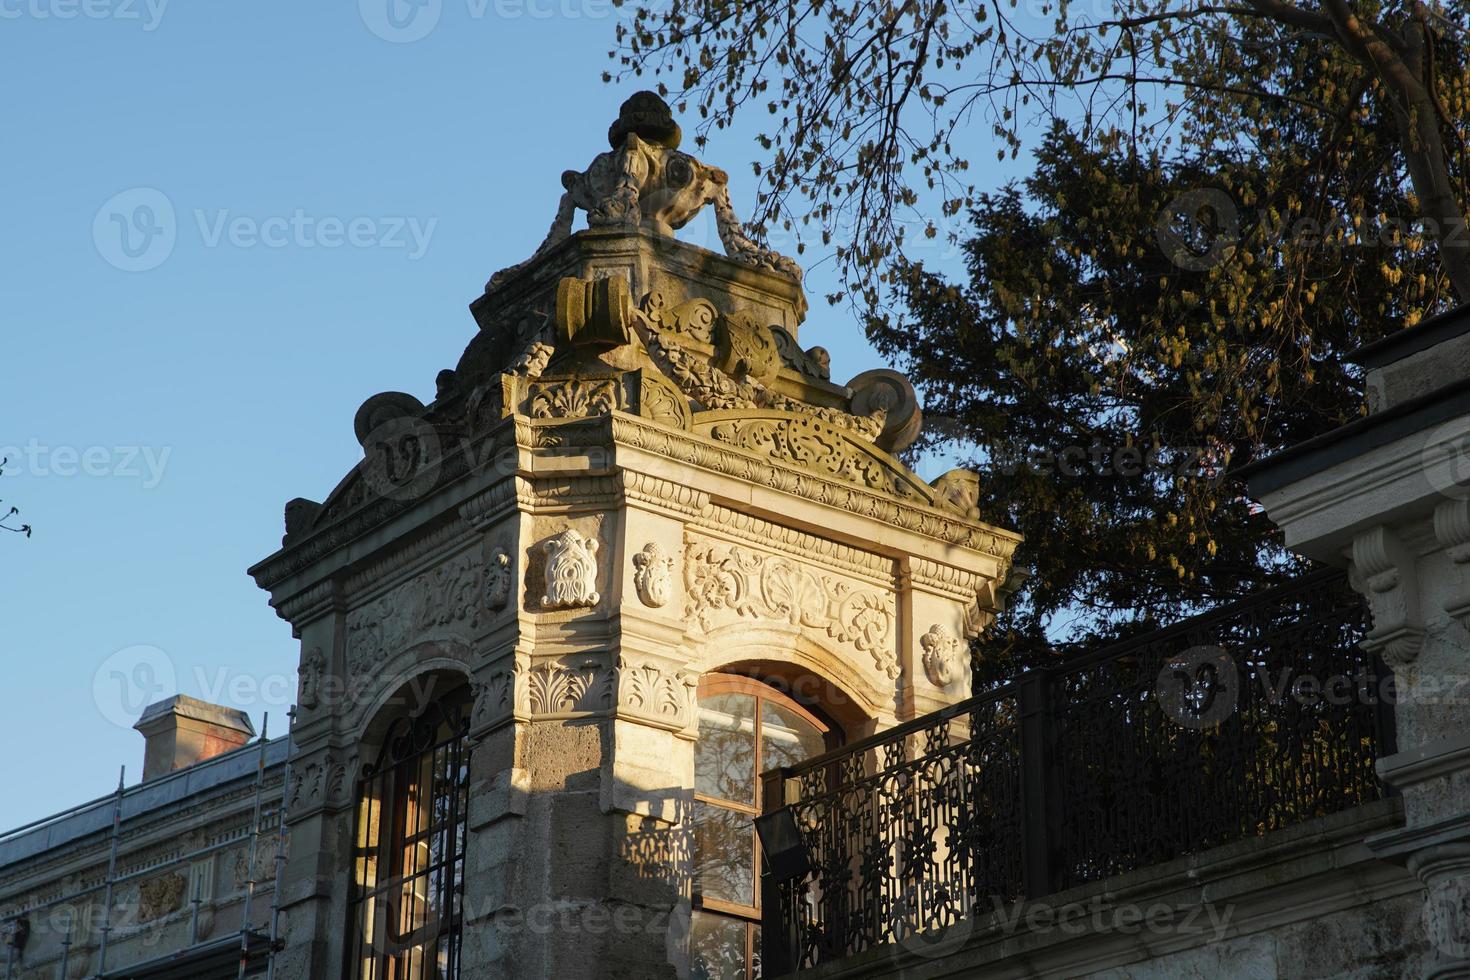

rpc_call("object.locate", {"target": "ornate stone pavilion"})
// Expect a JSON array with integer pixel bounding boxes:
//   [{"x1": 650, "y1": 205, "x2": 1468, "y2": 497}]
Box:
[
  {"x1": 0, "y1": 91, "x2": 1019, "y2": 980},
  {"x1": 253, "y1": 90, "x2": 1020, "y2": 978}
]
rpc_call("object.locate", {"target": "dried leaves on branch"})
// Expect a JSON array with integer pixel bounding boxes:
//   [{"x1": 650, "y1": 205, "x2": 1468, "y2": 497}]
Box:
[{"x1": 610, "y1": 0, "x2": 1470, "y2": 307}]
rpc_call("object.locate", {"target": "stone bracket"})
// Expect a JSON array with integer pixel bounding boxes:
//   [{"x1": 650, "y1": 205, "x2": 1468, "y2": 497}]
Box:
[
  {"x1": 1349, "y1": 524, "x2": 1425, "y2": 667},
  {"x1": 1435, "y1": 498, "x2": 1470, "y2": 632}
]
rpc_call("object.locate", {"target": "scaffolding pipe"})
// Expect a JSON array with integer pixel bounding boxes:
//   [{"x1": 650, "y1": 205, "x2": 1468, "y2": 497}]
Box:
[
  {"x1": 264, "y1": 708, "x2": 295, "y2": 980},
  {"x1": 188, "y1": 872, "x2": 203, "y2": 947},
  {"x1": 57, "y1": 909, "x2": 73, "y2": 980},
  {"x1": 93, "y1": 767, "x2": 125, "y2": 979},
  {"x1": 237, "y1": 715, "x2": 269, "y2": 980}
]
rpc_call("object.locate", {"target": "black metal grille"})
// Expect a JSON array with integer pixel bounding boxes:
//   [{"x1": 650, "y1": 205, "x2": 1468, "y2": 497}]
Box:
[
  {"x1": 760, "y1": 570, "x2": 1392, "y2": 974},
  {"x1": 349, "y1": 692, "x2": 471, "y2": 980}
]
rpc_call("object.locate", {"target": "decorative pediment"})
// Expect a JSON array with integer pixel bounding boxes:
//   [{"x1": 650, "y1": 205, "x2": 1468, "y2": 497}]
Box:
[{"x1": 693, "y1": 409, "x2": 935, "y2": 503}]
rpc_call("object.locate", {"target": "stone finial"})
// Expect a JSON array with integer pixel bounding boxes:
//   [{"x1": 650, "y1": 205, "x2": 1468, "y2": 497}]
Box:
[
  {"x1": 608, "y1": 90, "x2": 681, "y2": 149},
  {"x1": 487, "y1": 93, "x2": 801, "y2": 290}
]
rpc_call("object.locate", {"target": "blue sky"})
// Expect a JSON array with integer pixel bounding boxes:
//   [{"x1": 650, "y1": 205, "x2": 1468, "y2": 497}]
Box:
[{"x1": 0, "y1": 1, "x2": 1009, "y2": 830}]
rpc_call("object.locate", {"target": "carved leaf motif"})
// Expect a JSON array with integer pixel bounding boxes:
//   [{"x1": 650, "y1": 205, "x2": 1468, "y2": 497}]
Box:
[
  {"x1": 528, "y1": 379, "x2": 618, "y2": 420},
  {"x1": 525, "y1": 661, "x2": 608, "y2": 714},
  {"x1": 701, "y1": 414, "x2": 924, "y2": 499},
  {"x1": 684, "y1": 541, "x2": 898, "y2": 678}
]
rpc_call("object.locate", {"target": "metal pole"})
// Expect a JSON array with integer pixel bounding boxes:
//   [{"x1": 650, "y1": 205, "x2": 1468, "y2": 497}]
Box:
[
  {"x1": 188, "y1": 872, "x2": 203, "y2": 947},
  {"x1": 94, "y1": 767, "x2": 125, "y2": 979},
  {"x1": 265, "y1": 708, "x2": 295, "y2": 980},
  {"x1": 237, "y1": 715, "x2": 269, "y2": 980},
  {"x1": 57, "y1": 909, "x2": 73, "y2": 980}
]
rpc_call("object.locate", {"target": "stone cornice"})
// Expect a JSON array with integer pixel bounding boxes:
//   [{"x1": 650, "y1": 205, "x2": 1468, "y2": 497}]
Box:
[
  {"x1": 608, "y1": 412, "x2": 1021, "y2": 561},
  {"x1": 342, "y1": 515, "x2": 473, "y2": 603}
]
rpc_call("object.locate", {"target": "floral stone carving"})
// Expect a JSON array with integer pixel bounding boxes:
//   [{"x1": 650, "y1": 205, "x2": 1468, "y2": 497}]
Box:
[
  {"x1": 920, "y1": 624, "x2": 964, "y2": 687},
  {"x1": 540, "y1": 528, "x2": 601, "y2": 609},
  {"x1": 684, "y1": 540, "x2": 899, "y2": 678},
  {"x1": 632, "y1": 542, "x2": 675, "y2": 608},
  {"x1": 346, "y1": 550, "x2": 483, "y2": 673}
]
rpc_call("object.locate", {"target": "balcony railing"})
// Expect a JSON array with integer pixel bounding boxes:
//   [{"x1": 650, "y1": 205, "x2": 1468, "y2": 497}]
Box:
[{"x1": 759, "y1": 569, "x2": 1393, "y2": 974}]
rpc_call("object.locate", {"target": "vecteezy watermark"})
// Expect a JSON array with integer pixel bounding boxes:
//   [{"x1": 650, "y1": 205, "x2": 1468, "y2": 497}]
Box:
[
  {"x1": 988, "y1": 895, "x2": 1234, "y2": 942},
  {"x1": 1155, "y1": 188, "x2": 1240, "y2": 272},
  {"x1": 1156, "y1": 645, "x2": 1240, "y2": 729},
  {"x1": 991, "y1": 441, "x2": 1221, "y2": 481},
  {"x1": 94, "y1": 645, "x2": 177, "y2": 729},
  {"x1": 93, "y1": 188, "x2": 437, "y2": 272},
  {"x1": 1422, "y1": 416, "x2": 1470, "y2": 502},
  {"x1": 358, "y1": 0, "x2": 617, "y2": 43},
  {"x1": 1156, "y1": 186, "x2": 1470, "y2": 272},
  {"x1": 0, "y1": 0, "x2": 168, "y2": 30},
  {"x1": 93, "y1": 188, "x2": 177, "y2": 272},
  {"x1": 1154, "y1": 646, "x2": 1470, "y2": 730},
  {"x1": 0, "y1": 439, "x2": 171, "y2": 488}
]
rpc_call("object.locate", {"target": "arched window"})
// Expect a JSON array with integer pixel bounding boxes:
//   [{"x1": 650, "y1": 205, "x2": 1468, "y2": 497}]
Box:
[
  {"x1": 349, "y1": 685, "x2": 472, "y2": 980},
  {"x1": 691, "y1": 674, "x2": 837, "y2": 979}
]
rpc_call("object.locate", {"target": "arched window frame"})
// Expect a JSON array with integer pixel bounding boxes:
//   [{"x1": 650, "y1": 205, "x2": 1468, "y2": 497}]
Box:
[
  {"x1": 691, "y1": 673, "x2": 842, "y2": 979},
  {"x1": 347, "y1": 684, "x2": 472, "y2": 980}
]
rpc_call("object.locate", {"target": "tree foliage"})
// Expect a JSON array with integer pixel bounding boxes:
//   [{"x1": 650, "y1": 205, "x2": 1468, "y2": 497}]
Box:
[
  {"x1": 611, "y1": 0, "x2": 1470, "y2": 308},
  {"x1": 879, "y1": 109, "x2": 1445, "y2": 675},
  {"x1": 610, "y1": 0, "x2": 1466, "y2": 676}
]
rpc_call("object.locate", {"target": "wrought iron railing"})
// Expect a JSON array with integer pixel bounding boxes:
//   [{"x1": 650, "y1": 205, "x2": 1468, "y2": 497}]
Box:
[{"x1": 759, "y1": 569, "x2": 1393, "y2": 974}]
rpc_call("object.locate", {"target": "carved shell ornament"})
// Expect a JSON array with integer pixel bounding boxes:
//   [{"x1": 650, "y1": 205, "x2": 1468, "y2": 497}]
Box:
[
  {"x1": 540, "y1": 529, "x2": 600, "y2": 609},
  {"x1": 632, "y1": 542, "x2": 675, "y2": 608},
  {"x1": 920, "y1": 624, "x2": 964, "y2": 687}
]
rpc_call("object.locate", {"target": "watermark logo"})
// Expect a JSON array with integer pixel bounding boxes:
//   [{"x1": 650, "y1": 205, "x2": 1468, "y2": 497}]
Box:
[
  {"x1": 93, "y1": 188, "x2": 176, "y2": 273},
  {"x1": 0, "y1": 0, "x2": 169, "y2": 30},
  {"x1": 357, "y1": 415, "x2": 444, "y2": 502},
  {"x1": 93, "y1": 644, "x2": 176, "y2": 729},
  {"x1": 0, "y1": 439, "x2": 171, "y2": 488},
  {"x1": 359, "y1": 0, "x2": 443, "y2": 41},
  {"x1": 1156, "y1": 645, "x2": 1239, "y2": 729},
  {"x1": 93, "y1": 189, "x2": 438, "y2": 271},
  {"x1": 892, "y1": 892, "x2": 974, "y2": 960},
  {"x1": 1422, "y1": 416, "x2": 1470, "y2": 502},
  {"x1": 1155, "y1": 188, "x2": 1240, "y2": 272}
]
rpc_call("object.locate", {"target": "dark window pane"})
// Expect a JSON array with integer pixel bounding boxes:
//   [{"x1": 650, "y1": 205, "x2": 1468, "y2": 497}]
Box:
[
  {"x1": 690, "y1": 910, "x2": 748, "y2": 980},
  {"x1": 696, "y1": 693, "x2": 757, "y2": 804},
  {"x1": 692, "y1": 801, "x2": 755, "y2": 907},
  {"x1": 760, "y1": 702, "x2": 826, "y2": 774}
]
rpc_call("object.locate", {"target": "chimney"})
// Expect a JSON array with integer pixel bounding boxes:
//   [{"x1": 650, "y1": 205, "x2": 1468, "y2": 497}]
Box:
[{"x1": 133, "y1": 695, "x2": 255, "y2": 781}]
